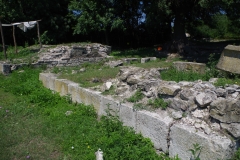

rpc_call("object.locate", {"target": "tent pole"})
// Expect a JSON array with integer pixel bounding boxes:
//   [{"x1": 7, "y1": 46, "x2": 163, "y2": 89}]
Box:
[
  {"x1": 37, "y1": 21, "x2": 42, "y2": 49},
  {"x1": 0, "y1": 19, "x2": 7, "y2": 59},
  {"x1": 13, "y1": 25, "x2": 17, "y2": 54}
]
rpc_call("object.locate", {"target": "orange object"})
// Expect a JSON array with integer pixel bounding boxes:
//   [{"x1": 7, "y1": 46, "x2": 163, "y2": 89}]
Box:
[{"x1": 157, "y1": 47, "x2": 162, "y2": 51}]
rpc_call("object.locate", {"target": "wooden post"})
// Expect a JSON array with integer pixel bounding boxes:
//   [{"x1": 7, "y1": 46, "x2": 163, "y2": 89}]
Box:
[
  {"x1": 37, "y1": 21, "x2": 42, "y2": 49},
  {"x1": 13, "y1": 25, "x2": 17, "y2": 54},
  {"x1": 0, "y1": 19, "x2": 7, "y2": 59}
]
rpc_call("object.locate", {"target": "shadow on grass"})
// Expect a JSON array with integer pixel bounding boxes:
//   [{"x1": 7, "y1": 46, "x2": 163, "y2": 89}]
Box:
[{"x1": 111, "y1": 47, "x2": 157, "y2": 58}]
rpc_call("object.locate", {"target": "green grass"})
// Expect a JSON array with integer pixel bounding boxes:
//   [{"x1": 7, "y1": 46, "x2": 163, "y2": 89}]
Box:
[
  {"x1": 127, "y1": 89, "x2": 144, "y2": 103},
  {"x1": 148, "y1": 98, "x2": 169, "y2": 110},
  {"x1": 214, "y1": 78, "x2": 240, "y2": 86},
  {"x1": 161, "y1": 66, "x2": 210, "y2": 82},
  {"x1": 0, "y1": 45, "x2": 40, "y2": 64},
  {"x1": 0, "y1": 67, "x2": 180, "y2": 160},
  {"x1": 57, "y1": 66, "x2": 120, "y2": 88}
]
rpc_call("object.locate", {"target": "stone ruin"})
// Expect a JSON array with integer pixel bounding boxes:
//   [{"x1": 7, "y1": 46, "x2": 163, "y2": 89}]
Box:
[
  {"x1": 0, "y1": 43, "x2": 112, "y2": 75},
  {"x1": 35, "y1": 43, "x2": 111, "y2": 67},
  {"x1": 97, "y1": 66, "x2": 240, "y2": 159}
]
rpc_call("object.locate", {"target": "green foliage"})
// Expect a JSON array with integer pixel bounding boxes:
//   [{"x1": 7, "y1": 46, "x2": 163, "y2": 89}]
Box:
[
  {"x1": 56, "y1": 62, "x2": 119, "y2": 88},
  {"x1": 205, "y1": 53, "x2": 221, "y2": 78},
  {"x1": 133, "y1": 103, "x2": 145, "y2": 111},
  {"x1": 0, "y1": 46, "x2": 36, "y2": 62},
  {"x1": 0, "y1": 67, "x2": 180, "y2": 160},
  {"x1": 230, "y1": 148, "x2": 240, "y2": 160},
  {"x1": 161, "y1": 66, "x2": 209, "y2": 82},
  {"x1": 102, "y1": 86, "x2": 115, "y2": 95},
  {"x1": 214, "y1": 77, "x2": 240, "y2": 86},
  {"x1": 189, "y1": 143, "x2": 202, "y2": 160},
  {"x1": 41, "y1": 31, "x2": 54, "y2": 45},
  {"x1": 212, "y1": 13, "x2": 229, "y2": 38},
  {"x1": 127, "y1": 90, "x2": 144, "y2": 103},
  {"x1": 148, "y1": 98, "x2": 169, "y2": 110},
  {"x1": 69, "y1": 0, "x2": 125, "y2": 35}
]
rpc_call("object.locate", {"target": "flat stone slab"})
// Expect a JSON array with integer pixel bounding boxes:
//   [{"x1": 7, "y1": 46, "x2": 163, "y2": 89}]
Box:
[
  {"x1": 136, "y1": 110, "x2": 173, "y2": 152},
  {"x1": 217, "y1": 45, "x2": 240, "y2": 74},
  {"x1": 173, "y1": 61, "x2": 206, "y2": 74},
  {"x1": 169, "y1": 123, "x2": 236, "y2": 160}
]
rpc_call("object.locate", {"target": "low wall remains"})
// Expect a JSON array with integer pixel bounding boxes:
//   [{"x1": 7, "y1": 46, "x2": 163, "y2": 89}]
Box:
[
  {"x1": 39, "y1": 73, "x2": 237, "y2": 160},
  {"x1": 217, "y1": 45, "x2": 240, "y2": 74}
]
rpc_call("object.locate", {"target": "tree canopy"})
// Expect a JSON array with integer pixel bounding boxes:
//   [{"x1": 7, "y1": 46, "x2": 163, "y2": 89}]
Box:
[{"x1": 0, "y1": 0, "x2": 239, "y2": 52}]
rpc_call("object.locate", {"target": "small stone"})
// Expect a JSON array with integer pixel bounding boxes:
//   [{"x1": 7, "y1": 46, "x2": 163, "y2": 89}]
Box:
[
  {"x1": 203, "y1": 125, "x2": 212, "y2": 135},
  {"x1": 157, "y1": 85, "x2": 181, "y2": 96},
  {"x1": 225, "y1": 87, "x2": 236, "y2": 94},
  {"x1": 195, "y1": 92, "x2": 217, "y2": 107},
  {"x1": 211, "y1": 122, "x2": 221, "y2": 131},
  {"x1": 214, "y1": 88, "x2": 227, "y2": 97},
  {"x1": 171, "y1": 111, "x2": 183, "y2": 119},
  {"x1": 209, "y1": 78, "x2": 218, "y2": 84},
  {"x1": 92, "y1": 78, "x2": 100, "y2": 83},
  {"x1": 80, "y1": 68, "x2": 86, "y2": 72},
  {"x1": 191, "y1": 108, "x2": 209, "y2": 119},
  {"x1": 229, "y1": 92, "x2": 239, "y2": 99},
  {"x1": 105, "y1": 82, "x2": 112, "y2": 90},
  {"x1": 65, "y1": 111, "x2": 73, "y2": 116}
]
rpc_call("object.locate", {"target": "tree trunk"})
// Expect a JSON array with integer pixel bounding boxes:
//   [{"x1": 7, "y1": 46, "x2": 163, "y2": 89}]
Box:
[
  {"x1": 104, "y1": 30, "x2": 109, "y2": 45},
  {"x1": 172, "y1": 13, "x2": 187, "y2": 54}
]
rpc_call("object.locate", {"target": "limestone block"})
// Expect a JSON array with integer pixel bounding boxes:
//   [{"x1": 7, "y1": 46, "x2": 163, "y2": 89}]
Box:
[
  {"x1": 76, "y1": 87, "x2": 102, "y2": 113},
  {"x1": 169, "y1": 123, "x2": 236, "y2": 160},
  {"x1": 195, "y1": 91, "x2": 217, "y2": 107},
  {"x1": 157, "y1": 85, "x2": 181, "y2": 96},
  {"x1": 180, "y1": 89, "x2": 197, "y2": 101},
  {"x1": 39, "y1": 73, "x2": 49, "y2": 88},
  {"x1": 68, "y1": 82, "x2": 81, "y2": 103},
  {"x1": 119, "y1": 103, "x2": 137, "y2": 130},
  {"x1": 217, "y1": 45, "x2": 240, "y2": 74},
  {"x1": 150, "y1": 57, "x2": 157, "y2": 61},
  {"x1": 39, "y1": 73, "x2": 57, "y2": 90},
  {"x1": 173, "y1": 61, "x2": 206, "y2": 74},
  {"x1": 221, "y1": 123, "x2": 240, "y2": 139},
  {"x1": 141, "y1": 57, "x2": 150, "y2": 63},
  {"x1": 48, "y1": 74, "x2": 58, "y2": 90},
  {"x1": 210, "y1": 98, "x2": 240, "y2": 123},
  {"x1": 168, "y1": 98, "x2": 188, "y2": 111},
  {"x1": 0, "y1": 63, "x2": 11, "y2": 75},
  {"x1": 55, "y1": 79, "x2": 72, "y2": 96},
  {"x1": 136, "y1": 110, "x2": 173, "y2": 152},
  {"x1": 100, "y1": 96, "x2": 120, "y2": 117}
]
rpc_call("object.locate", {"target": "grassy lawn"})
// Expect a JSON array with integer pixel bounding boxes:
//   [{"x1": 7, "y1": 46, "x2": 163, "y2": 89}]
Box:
[{"x1": 0, "y1": 68, "x2": 179, "y2": 160}]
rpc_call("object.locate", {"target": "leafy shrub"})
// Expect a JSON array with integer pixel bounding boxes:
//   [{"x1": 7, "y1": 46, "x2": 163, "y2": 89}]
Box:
[
  {"x1": 127, "y1": 89, "x2": 144, "y2": 103},
  {"x1": 148, "y1": 98, "x2": 169, "y2": 110}
]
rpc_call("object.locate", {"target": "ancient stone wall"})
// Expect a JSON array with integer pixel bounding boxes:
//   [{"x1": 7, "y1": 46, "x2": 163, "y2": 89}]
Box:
[{"x1": 39, "y1": 71, "x2": 239, "y2": 160}]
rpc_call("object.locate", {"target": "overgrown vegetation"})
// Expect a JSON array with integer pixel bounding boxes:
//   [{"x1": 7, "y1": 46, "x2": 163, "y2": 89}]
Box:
[
  {"x1": 54, "y1": 62, "x2": 120, "y2": 88},
  {"x1": 127, "y1": 89, "x2": 144, "y2": 103},
  {"x1": 161, "y1": 66, "x2": 209, "y2": 82},
  {"x1": 0, "y1": 45, "x2": 39, "y2": 63},
  {"x1": 0, "y1": 67, "x2": 181, "y2": 160},
  {"x1": 148, "y1": 98, "x2": 169, "y2": 110}
]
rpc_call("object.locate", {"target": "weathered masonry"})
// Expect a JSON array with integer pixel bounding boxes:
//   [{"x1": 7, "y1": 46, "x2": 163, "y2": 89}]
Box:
[{"x1": 39, "y1": 73, "x2": 237, "y2": 160}]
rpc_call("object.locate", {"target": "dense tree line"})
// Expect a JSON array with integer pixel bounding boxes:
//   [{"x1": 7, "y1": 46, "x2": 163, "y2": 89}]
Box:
[{"x1": 0, "y1": 0, "x2": 240, "y2": 52}]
